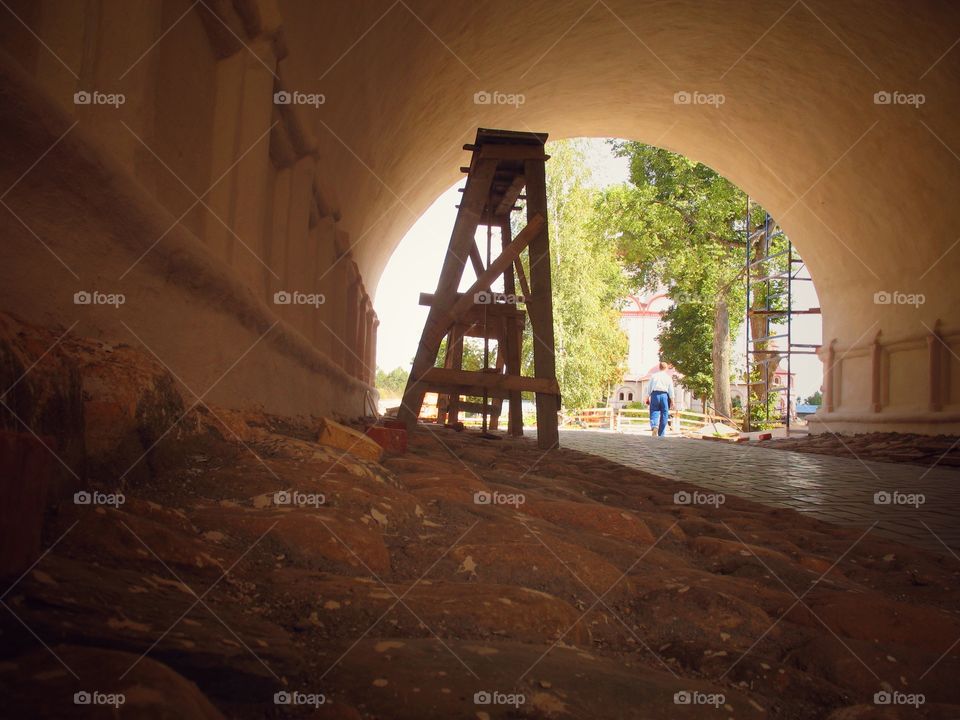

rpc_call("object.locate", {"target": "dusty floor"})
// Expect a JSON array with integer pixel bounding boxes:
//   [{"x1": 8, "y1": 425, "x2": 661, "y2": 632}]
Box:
[
  {"x1": 3, "y1": 410, "x2": 960, "y2": 718},
  {"x1": 758, "y1": 432, "x2": 960, "y2": 470},
  {"x1": 2, "y1": 315, "x2": 960, "y2": 718}
]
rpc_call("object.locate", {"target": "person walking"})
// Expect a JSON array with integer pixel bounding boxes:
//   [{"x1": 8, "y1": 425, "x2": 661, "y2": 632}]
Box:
[{"x1": 646, "y1": 361, "x2": 674, "y2": 437}]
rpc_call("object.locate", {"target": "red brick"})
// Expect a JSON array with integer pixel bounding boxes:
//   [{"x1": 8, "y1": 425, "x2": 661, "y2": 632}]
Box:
[{"x1": 365, "y1": 425, "x2": 407, "y2": 455}]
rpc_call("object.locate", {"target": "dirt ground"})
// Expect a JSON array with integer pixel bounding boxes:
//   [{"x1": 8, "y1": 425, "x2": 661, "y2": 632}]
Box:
[
  {"x1": 2, "y1": 316, "x2": 960, "y2": 718},
  {"x1": 759, "y1": 432, "x2": 960, "y2": 470},
  {"x1": 2, "y1": 411, "x2": 960, "y2": 718}
]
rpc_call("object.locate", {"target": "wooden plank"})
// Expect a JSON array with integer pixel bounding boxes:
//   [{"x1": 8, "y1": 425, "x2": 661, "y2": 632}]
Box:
[
  {"x1": 489, "y1": 342, "x2": 505, "y2": 431},
  {"x1": 460, "y1": 321, "x2": 503, "y2": 341},
  {"x1": 447, "y1": 325, "x2": 465, "y2": 424},
  {"x1": 478, "y1": 145, "x2": 549, "y2": 162},
  {"x1": 418, "y1": 366, "x2": 559, "y2": 395},
  {"x1": 501, "y1": 216, "x2": 523, "y2": 437},
  {"x1": 398, "y1": 158, "x2": 499, "y2": 427},
  {"x1": 468, "y1": 241, "x2": 485, "y2": 279},
  {"x1": 503, "y1": 317, "x2": 524, "y2": 437},
  {"x1": 500, "y1": 219, "x2": 516, "y2": 297},
  {"x1": 415, "y1": 215, "x2": 542, "y2": 348},
  {"x1": 514, "y1": 258, "x2": 531, "y2": 299},
  {"x1": 495, "y1": 175, "x2": 526, "y2": 216},
  {"x1": 524, "y1": 158, "x2": 560, "y2": 449},
  {"x1": 435, "y1": 327, "x2": 457, "y2": 425},
  {"x1": 456, "y1": 400, "x2": 498, "y2": 415},
  {"x1": 441, "y1": 214, "x2": 543, "y2": 336},
  {"x1": 419, "y1": 293, "x2": 524, "y2": 316},
  {"x1": 420, "y1": 383, "x2": 513, "y2": 400}
]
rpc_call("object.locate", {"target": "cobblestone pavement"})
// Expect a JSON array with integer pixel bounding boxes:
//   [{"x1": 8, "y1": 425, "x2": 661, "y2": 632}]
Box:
[{"x1": 556, "y1": 429, "x2": 960, "y2": 553}]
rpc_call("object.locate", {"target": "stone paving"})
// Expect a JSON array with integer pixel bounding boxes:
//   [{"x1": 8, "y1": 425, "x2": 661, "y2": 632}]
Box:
[{"x1": 556, "y1": 429, "x2": 960, "y2": 553}]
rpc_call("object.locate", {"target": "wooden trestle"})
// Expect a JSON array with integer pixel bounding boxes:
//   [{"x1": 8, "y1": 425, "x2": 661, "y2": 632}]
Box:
[{"x1": 397, "y1": 128, "x2": 560, "y2": 449}]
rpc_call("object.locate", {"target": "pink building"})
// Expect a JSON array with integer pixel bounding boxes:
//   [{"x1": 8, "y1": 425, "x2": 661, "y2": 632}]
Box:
[{"x1": 610, "y1": 292, "x2": 696, "y2": 411}]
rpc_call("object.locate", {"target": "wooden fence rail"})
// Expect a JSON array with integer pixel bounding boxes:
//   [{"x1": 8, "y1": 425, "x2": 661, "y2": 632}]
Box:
[
  {"x1": 452, "y1": 406, "x2": 728, "y2": 434},
  {"x1": 558, "y1": 407, "x2": 725, "y2": 434}
]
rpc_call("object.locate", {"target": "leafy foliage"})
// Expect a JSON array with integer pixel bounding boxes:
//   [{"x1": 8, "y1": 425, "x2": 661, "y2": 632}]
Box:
[
  {"x1": 594, "y1": 141, "x2": 785, "y2": 417},
  {"x1": 436, "y1": 336, "x2": 488, "y2": 371},
  {"x1": 516, "y1": 139, "x2": 629, "y2": 409},
  {"x1": 657, "y1": 299, "x2": 714, "y2": 401},
  {"x1": 375, "y1": 366, "x2": 409, "y2": 398},
  {"x1": 596, "y1": 141, "x2": 748, "y2": 308}
]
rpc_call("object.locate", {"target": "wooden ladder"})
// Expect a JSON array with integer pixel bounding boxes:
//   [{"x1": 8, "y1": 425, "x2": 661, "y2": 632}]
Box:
[{"x1": 397, "y1": 128, "x2": 560, "y2": 449}]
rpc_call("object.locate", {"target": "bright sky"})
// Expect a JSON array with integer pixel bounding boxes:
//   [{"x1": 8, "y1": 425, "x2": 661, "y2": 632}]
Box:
[{"x1": 374, "y1": 138, "x2": 824, "y2": 401}]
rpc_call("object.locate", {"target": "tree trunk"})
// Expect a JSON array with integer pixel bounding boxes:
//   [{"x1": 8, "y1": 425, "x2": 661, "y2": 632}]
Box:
[
  {"x1": 747, "y1": 224, "x2": 784, "y2": 413},
  {"x1": 712, "y1": 297, "x2": 732, "y2": 419}
]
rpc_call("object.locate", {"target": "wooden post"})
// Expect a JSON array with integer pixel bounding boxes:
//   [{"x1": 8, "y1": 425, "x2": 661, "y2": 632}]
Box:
[
  {"x1": 447, "y1": 324, "x2": 465, "y2": 424},
  {"x1": 489, "y1": 341, "x2": 506, "y2": 430},
  {"x1": 501, "y1": 218, "x2": 523, "y2": 437},
  {"x1": 436, "y1": 329, "x2": 455, "y2": 425},
  {"x1": 523, "y1": 157, "x2": 560, "y2": 450}
]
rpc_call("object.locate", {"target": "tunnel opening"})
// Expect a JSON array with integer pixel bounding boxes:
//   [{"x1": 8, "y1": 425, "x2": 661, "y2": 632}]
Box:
[
  {"x1": 376, "y1": 136, "x2": 826, "y2": 440},
  {"x1": 2, "y1": 1, "x2": 960, "y2": 718}
]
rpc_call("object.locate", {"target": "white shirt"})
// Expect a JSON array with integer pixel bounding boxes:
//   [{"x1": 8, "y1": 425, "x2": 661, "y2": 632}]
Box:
[{"x1": 648, "y1": 370, "x2": 674, "y2": 400}]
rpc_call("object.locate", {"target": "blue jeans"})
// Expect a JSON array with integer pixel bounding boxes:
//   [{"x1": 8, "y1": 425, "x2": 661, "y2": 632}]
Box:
[{"x1": 649, "y1": 391, "x2": 670, "y2": 436}]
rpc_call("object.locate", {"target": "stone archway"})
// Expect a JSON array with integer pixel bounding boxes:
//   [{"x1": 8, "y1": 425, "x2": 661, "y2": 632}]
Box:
[{"x1": 1, "y1": 0, "x2": 958, "y2": 432}]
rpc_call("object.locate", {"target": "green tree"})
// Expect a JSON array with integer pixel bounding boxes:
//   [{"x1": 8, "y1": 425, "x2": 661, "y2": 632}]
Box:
[
  {"x1": 595, "y1": 142, "x2": 785, "y2": 419},
  {"x1": 516, "y1": 139, "x2": 628, "y2": 409},
  {"x1": 436, "y1": 336, "x2": 486, "y2": 371},
  {"x1": 375, "y1": 366, "x2": 409, "y2": 398},
  {"x1": 656, "y1": 298, "x2": 713, "y2": 407},
  {"x1": 804, "y1": 390, "x2": 823, "y2": 406}
]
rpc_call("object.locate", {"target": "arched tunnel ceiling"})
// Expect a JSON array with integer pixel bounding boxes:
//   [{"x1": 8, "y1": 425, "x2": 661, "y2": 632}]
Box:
[{"x1": 277, "y1": 0, "x2": 960, "y2": 340}]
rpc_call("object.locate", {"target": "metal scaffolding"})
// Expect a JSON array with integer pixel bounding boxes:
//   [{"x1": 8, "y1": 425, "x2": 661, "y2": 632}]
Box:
[{"x1": 744, "y1": 199, "x2": 820, "y2": 431}]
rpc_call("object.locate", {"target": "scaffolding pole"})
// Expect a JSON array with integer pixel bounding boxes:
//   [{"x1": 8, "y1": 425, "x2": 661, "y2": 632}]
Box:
[{"x1": 745, "y1": 202, "x2": 819, "y2": 433}]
